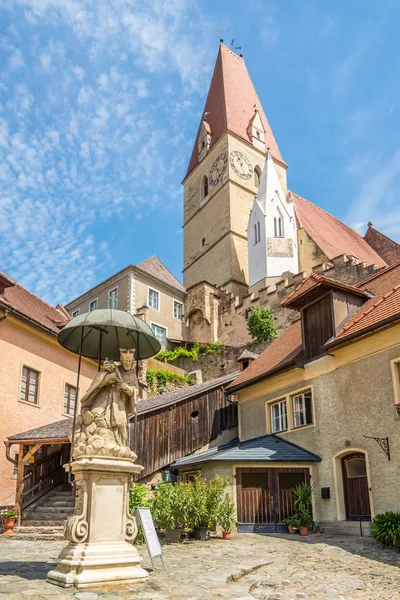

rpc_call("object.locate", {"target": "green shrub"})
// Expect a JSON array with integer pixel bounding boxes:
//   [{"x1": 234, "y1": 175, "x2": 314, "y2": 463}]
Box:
[
  {"x1": 217, "y1": 493, "x2": 236, "y2": 533},
  {"x1": 372, "y1": 512, "x2": 400, "y2": 547},
  {"x1": 151, "y1": 482, "x2": 194, "y2": 530},
  {"x1": 154, "y1": 340, "x2": 225, "y2": 363},
  {"x1": 129, "y1": 484, "x2": 152, "y2": 544},
  {"x1": 146, "y1": 369, "x2": 194, "y2": 395},
  {"x1": 247, "y1": 307, "x2": 278, "y2": 343},
  {"x1": 190, "y1": 475, "x2": 230, "y2": 528}
]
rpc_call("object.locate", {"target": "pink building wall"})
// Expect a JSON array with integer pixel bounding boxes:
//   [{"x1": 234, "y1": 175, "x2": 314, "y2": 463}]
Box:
[{"x1": 0, "y1": 315, "x2": 96, "y2": 505}]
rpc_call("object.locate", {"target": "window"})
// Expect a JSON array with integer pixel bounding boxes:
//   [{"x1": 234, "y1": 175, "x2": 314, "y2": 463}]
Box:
[
  {"x1": 293, "y1": 391, "x2": 313, "y2": 428},
  {"x1": 72, "y1": 309, "x2": 80, "y2": 318},
  {"x1": 274, "y1": 215, "x2": 284, "y2": 238},
  {"x1": 20, "y1": 366, "x2": 40, "y2": 404},
  {"x1": 346, "y1": 458, "x2": 367, "y2": 478},
  {"x1": 148, "y1": 289, "x2": 159, "y2": 310},
  {"x1": 254, "y1": 221, "x2": 261, "y2": 244},
  {"x1": 242, "y1": 472, "x2": 268, "y2": 489},
  {"x1": 254, "y1": 166, "x2": 261, "y2": 188},
  {"x1": 201, "y1": 175, "x2": 208, "y2": 200},
  {"x1": 89, "y1": 299, "x2": 98, "y2": 311},
  {"x1": 271, "y1": 400, "x2": 287, "y2": 433},
  {"x1": 278, "y1": 472, "x2": 306, "y2": 490},
  {"x1": 174, "y1": 300, "x2": 183, "y2": 320},
  {"x1": 183, "y1": 470, "x2": 201, "y2": 483},
  {"x1": 108, "y1": 288, "x2": 118, "y2": 309},
  {"x1": 151, "y1": 323, "x2": 167, "y2": 347},
  {"x1": 64, "y1": 384, "x2": 76, "y2": 416}
]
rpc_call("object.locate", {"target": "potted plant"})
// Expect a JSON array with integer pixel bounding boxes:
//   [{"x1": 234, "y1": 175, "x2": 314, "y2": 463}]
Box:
[
  {"x1": 296, "y1": 511, "x2": 312, "y2": 536},
  {"x1": 291, "y1": 482, "x2": 314, "y2": 534},
  {"x1": 152, "y1": 483, "x2": 183, "y2": 543},
  {"x1": 282, "y1": 515, "x2": 298, "y2": 534},
  {"x1": 1, "y1": 507, "x2": 17, "y2": 535},
  {"x1": 217, "y1": 493, "x2": 236, "y2": 540},
  {"x1": 191, "y1": 475, "x2": 230, "y2": 540},
  {"x1": 314, "y1": 523, "x2": 322, "y2": 535}
]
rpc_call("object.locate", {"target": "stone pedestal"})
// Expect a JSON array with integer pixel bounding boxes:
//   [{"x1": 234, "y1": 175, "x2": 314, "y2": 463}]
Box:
[{"x1": 47, "y1": 456, "x2": 148, "y2": 588}]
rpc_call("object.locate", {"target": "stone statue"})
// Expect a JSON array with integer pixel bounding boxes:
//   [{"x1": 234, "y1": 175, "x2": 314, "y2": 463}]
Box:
[{"x1": 72, "y1": 348, "x2": 138, "y2": 460}]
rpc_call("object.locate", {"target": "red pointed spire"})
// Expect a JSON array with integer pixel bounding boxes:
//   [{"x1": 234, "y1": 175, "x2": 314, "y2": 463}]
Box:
[{"x1": 185, "y1": 44, "x2": 284, "y2": 178}]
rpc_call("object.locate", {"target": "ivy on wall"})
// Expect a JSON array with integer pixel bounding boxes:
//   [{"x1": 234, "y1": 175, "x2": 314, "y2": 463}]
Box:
[{"x1": 146, "y1": 369, "x2": 194, "y2": 395}]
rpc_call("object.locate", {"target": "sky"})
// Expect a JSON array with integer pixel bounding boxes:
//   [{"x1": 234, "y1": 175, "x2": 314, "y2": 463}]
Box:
[{"x1": 1, "y1": 0, "x2": 400, "y2": 305}]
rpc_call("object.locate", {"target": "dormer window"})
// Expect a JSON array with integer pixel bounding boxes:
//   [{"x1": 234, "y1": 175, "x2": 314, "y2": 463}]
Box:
[
  {"x1": 201, "y1": 175, "x2": 209, "y2": 200},
  {"x1": 247, "y1": 110, "x2": 266, "y2": 151}
]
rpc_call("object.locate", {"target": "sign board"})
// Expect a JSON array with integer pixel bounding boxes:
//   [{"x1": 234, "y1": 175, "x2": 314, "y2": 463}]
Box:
[{"x1": 134, "y1": 507, "x2": 163, "y2": 561}]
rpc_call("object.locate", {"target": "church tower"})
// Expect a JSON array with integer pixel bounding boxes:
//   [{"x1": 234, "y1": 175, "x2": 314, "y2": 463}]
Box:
[{"x1": 182, "y1": 43, "x2": 287, "y2": 297}]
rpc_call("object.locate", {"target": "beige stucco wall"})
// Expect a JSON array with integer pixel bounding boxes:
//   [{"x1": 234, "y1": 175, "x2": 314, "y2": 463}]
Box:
[
  {"x1": 297, "y1": 228, "x2": 328, "y2": 276},
  {"x1": 237, "y1": 326, "x2": 400, "y2": 523},
  {"x1": 0, "y1": 316, "x2": 96, "y2": 505},
  {"x1": 66, "y1": 268, "x2": 187, "y2": 342}
]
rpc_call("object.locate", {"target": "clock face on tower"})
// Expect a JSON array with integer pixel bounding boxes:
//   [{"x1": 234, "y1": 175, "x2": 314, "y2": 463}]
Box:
[
  {"x1": 230, "y1": 151, "x2": 253, "y2": 180},
  {"x1": 209, "y1": 153, "x2": 228, "y2": 186}
]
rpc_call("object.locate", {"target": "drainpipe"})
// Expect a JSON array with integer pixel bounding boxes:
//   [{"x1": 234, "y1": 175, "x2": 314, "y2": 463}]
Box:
[{"x1": 224, "y1": 391, "x2": 238, "y2": 405}]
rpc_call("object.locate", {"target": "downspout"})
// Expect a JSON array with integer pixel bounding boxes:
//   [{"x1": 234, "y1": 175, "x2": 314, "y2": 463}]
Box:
[{"x1": 224, "y1": 391, "x2": 238, "y2": 405}]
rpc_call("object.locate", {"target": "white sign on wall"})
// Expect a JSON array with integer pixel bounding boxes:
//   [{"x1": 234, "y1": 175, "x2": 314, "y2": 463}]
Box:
[{"x1": 134, "y1": 507, "x2": 164, "y2": 566}]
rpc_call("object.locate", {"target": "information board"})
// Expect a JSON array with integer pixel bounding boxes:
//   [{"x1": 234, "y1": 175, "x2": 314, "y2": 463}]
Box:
[{"x1": 135, "y1": 507, "x2": 163, "y2": 561}]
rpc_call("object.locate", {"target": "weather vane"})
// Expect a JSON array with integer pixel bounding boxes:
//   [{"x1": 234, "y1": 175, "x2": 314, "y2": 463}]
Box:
[{"x1": 235, "y1": 44, "x2": 248, "y2": 56}]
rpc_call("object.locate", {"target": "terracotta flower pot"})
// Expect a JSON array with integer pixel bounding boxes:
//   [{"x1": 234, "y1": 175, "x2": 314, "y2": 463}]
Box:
[
  {"x1": 222, "y1": 531, "x2": 231, "y2": 540},
  {"x1": 299, "y1": 526, "x2": 309, "y2": 536},
  {"x1": 288, "y1": 525, "x2": 296, "y2": 534},
  {"x1": 2, "y1": 517, "x2": 16, "y2": 535}
]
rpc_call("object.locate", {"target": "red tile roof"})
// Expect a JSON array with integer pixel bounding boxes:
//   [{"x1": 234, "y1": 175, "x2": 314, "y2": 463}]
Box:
[
  {"x1": 281, "y1": 273, "x2": 368, "y2": 310},
  {"x1": 364, "y1": 225, "x2": 400, "y2": 266},
  {"x1": 227, "y1": 320, "x2": 303, "y2": 392},
  {"x1": 185, "y1": 44, "x2": 284, "y2": 178},
  {"x1": 291, "y1": 192, "x2": 387, "y2": 268},
  {"x1": 0, "y1": 270, "x2": 68, "y2": 335}
]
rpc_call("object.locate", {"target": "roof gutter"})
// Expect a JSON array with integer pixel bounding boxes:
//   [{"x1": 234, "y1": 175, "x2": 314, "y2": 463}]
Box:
[
  {"x1": 0, "y1": 301, "x2": 59, "y2": 337},
  {"x1": 324, "y1": 313, "x2": 400, "y2": 351}
]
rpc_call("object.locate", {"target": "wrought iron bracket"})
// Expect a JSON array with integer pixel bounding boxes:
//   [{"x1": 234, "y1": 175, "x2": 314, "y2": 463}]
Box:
[{"x1": 363, "y1": 435, "x2": 390, "y2": 460}]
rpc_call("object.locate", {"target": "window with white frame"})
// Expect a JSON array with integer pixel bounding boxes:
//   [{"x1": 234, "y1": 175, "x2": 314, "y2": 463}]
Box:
[
  {"x1": 271, "y1": 400, "x2": 287, "y2": 433},
  {"x1": 72, "y1": 309, "x2": 80, "y2": 318},
  {"x1": 148, "y1": 289, "x2": 159, "y2": 310},
  {"x1": 293, "y1": 391, "x2": 313, "y2": 428},
  {"x1": 151, "y1": 323, "x2": 167, "y2": 347},
  {"x1": 20, "y1": 366, "x2": 40, "y2": 404},
  {"x1": 108, "y1": 288, "x2": 118, "y2": 309},
  {"x1": 89, "y1": 299, "x2": 98, "y2": 311},
  {"x1": 174, "y1": 300, "x2": 183, "y2": 320},
  {"x1": 64, "y1": 384, "x2": 76, "y2": 416}
]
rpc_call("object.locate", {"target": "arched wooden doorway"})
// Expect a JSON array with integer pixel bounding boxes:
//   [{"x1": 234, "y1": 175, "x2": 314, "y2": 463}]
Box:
[{"x1": 342, "y1": 453, "x2": 371, "y2": 521}]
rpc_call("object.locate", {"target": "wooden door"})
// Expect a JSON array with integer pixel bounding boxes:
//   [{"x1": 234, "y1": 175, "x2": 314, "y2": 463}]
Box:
[
  {"x1": 276, "y1": 468, "x2": 309, "y2": 523},
  {"x1": 236, "y1": 468, "x2": 273, "y2": 524},
  {"x1": 342, "y1": 454, "x2": 371, "y2": 521}
]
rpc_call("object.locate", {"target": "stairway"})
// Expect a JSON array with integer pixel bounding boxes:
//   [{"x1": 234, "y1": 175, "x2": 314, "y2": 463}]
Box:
[{"x1": 12, "y1": 487, "x2": 75, "y2": 540}]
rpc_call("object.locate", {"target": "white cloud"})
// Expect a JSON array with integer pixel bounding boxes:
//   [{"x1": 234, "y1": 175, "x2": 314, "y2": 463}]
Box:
[{"x1": 9, "y1": 48, "x2": 24, "y2": 69}]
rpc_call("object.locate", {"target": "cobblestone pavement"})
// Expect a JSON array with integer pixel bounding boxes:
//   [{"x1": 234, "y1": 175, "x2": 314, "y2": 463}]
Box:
[{"x1": 0, "y1": 534, "x2": 400, "y2": 599}]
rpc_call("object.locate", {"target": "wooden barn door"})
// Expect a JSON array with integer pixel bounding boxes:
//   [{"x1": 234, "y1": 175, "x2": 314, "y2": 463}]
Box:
[
  {"x1": 342, "y1": 453, "x2": 371, "y2": 521},
  {"x1": 276, "y1": 468, "x2": 310, "y2": 523},
  {"x1": 236, "y1": 468, "x2": 274, "y2": 524}
]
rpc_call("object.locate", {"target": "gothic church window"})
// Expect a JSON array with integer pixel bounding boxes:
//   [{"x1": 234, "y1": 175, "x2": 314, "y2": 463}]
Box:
[
  {"x1": 254, "y1": 221, "x2": 261, "y2": 244},
  {"x1": 254, "y1": 166, "x2": 262, "y2": 188},
  {"x1": 274, "y1": 212, "x2": 284, "y2": 238},
  {"x1": 201, "y1": 175, "x2": 208, "y2": 200}
]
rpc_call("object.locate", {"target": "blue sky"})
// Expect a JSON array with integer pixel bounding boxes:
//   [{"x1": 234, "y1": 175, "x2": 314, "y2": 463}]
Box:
[{"x1": 1, "y1": 0, "x2": 399, "y2": 305}]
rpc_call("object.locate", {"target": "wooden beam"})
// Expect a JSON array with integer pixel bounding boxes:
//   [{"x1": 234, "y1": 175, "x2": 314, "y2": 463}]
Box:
[
  {"x1": 14, "y1": 444, "x2": 25, "y2": 528},
  {"x1": 5, "y1": 437, "x2": 69, "y2": 446},
  {"x1": 22, "y1": 443, "x2": 43, "y2": 464}
]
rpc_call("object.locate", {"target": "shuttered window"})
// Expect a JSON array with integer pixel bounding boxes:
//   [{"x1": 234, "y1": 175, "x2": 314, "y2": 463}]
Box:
[{"x1": 20, "y1": 366, "x2": 40, "y2": 404}]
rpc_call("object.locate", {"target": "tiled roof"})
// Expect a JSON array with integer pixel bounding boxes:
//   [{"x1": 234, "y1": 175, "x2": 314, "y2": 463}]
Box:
[
  {"x1": 237, "y1": 349, "x2": 259, "y2": 361},
  {"x1": 172, "y1": 434, "x2": 320, "y2": 468},
  {"x1": 332, "y1": 262, "x2": 400, "y2": 342},
  {"x1": 136, "y1": 256, "x2": 185, "y2": 293},
  {"x1": 364, "y1": 225, "x2": 400, "y2": 266},
  {"x1": 227, "y1": 320, "x2": 303, "y2": 392},
  {"x1": 291, "y1": 192, "x2": 387, "y2": 268},
  {"x1": 281, "y1": 273, "x2": 369, "y2": 310},
  {"x1": 185, "y1": 44, "x2": 284, "y2": 178},
  {"x1": 0, "y1": 270, "x2": 68, "y2": 335},
  {"x1": 8, "y1": 372, "x2": 239, "y2": 441}
]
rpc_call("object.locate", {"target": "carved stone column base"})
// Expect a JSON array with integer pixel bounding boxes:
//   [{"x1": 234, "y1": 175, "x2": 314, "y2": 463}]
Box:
[
  {"x1": 47, "y1": 541, "x2": 148, "y2": 588},
  {"x1": 47, "y1": 455, "x2": 148, "y2": 589}
]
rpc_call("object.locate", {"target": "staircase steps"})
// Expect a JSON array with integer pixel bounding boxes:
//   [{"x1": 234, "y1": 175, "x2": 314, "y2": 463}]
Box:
[{"x1": 5, "y1": 486, "x2": 75, "y2": 541}]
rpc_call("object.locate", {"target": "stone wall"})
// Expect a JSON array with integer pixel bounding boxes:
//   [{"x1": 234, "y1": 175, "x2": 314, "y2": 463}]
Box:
[{"x1": 185, "y1": 254, "x2": 383, "y2": 347}]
